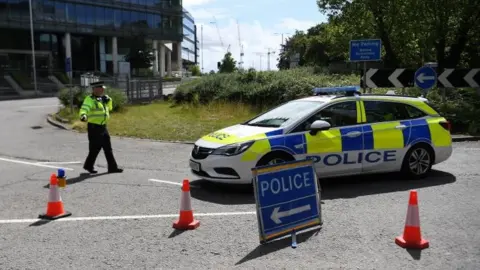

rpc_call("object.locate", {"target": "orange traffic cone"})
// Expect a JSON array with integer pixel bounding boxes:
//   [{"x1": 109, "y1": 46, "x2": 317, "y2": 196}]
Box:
[
  {"x1": 172, "y1": 179, "x2": 200, "y2": 230},
  {"x1": 38, "y1": 173, "x2": 72, "y2": 220},
  {"x1": 395, "y1": 190, "x2": 429, "y2": 249}
]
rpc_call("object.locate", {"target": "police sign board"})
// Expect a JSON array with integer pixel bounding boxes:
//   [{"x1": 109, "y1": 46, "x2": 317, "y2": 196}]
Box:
[
  {"x1": 251, "y1": 159, "x2": 322, "y2": 244},
  {"x1": 349, "y1": 39, "x2": 382, "y2": 62}
]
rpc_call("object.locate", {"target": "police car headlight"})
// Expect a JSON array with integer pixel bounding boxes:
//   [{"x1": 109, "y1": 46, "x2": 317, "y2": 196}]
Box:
[{"x1": 211, "y1": 141, "x2": 254, "y2": 156}]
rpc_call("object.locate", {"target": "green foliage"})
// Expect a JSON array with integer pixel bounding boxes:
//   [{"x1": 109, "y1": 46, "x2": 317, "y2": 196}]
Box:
[
  {"x1": 218, "y1": 52, "x2": 237, "y2": 73},
  {"x1": 58, "y1": 86, "x2": 127, "y2": 112},
  {"x1": 173, "y1": 67, "x2": 480, "y2": 135},
  {"x1": 189, "y1": 65, "x2": 201, "y2": 76},
  {"x1": 173, "y1": 67, "x2": 359, "y2": 108},
  {"x1": 278, "y1": 0, "x2": 479, "y2": 69},
  {"x1": 424, "y1": 88, "x2": 480, "y2": 135},
  {"x1": 163, "y1": 77, "x2": 182, "y2": 82}
]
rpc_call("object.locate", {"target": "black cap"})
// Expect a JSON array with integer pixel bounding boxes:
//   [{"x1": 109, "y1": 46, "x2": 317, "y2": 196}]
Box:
[{"x1": 91, "y1": 81, "x2": 105, "y2": 88}]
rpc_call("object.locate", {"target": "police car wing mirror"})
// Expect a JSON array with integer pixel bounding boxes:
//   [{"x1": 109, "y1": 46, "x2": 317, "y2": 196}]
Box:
[{"x1": 309, "y1": 120, "x2": 331, "y2": 135}]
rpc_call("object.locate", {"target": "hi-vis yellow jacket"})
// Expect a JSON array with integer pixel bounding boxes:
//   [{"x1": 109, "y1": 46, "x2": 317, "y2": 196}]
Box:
[{"x1": 78, "y1": 95, "x2": 113, "y2": 125}]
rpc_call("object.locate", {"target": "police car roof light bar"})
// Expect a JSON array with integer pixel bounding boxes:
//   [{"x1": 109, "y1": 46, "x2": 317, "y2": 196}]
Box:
[{"x1": 312, "y1": 85, "x2": 361, "y2": 97}]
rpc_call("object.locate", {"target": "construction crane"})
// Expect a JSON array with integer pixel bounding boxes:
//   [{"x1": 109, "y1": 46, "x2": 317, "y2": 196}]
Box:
[
  {"x1": 211, "y1": 16, "x2": 226, "y2": 52},
  {"x1": 237, "y1": 20, "x2": 244, "y2": 69}
]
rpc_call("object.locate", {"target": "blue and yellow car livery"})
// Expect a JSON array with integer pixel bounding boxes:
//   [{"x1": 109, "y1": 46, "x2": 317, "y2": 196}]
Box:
[{"x1": 189, "y1": 87, "x2": 452, "y2": 184}]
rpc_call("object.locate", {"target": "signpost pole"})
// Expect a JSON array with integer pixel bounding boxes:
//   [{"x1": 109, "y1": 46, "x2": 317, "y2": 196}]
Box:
[
  {"x1": 65, "y1": 57, "x2": 73, "y2": 114},
  {"x1": 69, "y1": 78, "x2": 73, "y2": 114},
  {"x1": 363, "y1": 61, "x2": 367, "y2": 93},
  {"x1": 291, "y1": 229, "x2": 297, "y2": 248},
  {"x1": 28, "y1": 0, "x2": 38, "y2": 97}
]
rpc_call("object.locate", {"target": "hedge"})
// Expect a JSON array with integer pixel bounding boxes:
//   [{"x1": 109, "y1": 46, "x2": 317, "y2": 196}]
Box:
[
  {"x1": 58, "y1": 85, "x2": 127, "y2": 112},
  {"x1": 172, "y1": 67, "x2": 480, "y2": 135}
]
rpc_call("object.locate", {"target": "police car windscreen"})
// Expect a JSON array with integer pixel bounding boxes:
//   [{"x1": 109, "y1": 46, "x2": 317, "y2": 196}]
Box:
[{"x1": 245, "y1": 101, "x2": 324, "y2": 127}]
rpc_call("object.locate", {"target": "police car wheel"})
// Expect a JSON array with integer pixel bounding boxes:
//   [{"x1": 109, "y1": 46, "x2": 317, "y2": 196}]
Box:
[
  {"x1": 256, "y1": 151, "x2": 295, "y2": 167},
  {"x1": 250, "y1": 152, "x2": 295, "y2": 185},
  {"x1": 402, "y1": 144, "x2": 434, "y2": 179}
]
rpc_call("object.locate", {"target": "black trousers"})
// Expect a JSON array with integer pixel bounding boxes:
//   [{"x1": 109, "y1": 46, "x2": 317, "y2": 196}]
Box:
[{"x1": 83, "y1": 123, "x2": 118, "y2": 170}]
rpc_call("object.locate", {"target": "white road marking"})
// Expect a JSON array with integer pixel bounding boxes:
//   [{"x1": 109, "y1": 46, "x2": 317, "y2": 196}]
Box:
[
  {"x1": 0, "y1": 157, "x2": 74, "y2": 171},
  {"x1": 148, "y1": 179, "x2": 183, "y2": 186},
  {"x1": 20, "y1": 105, "x2": 62, "y2": 109},
  {"x1": 0, "y1": 211, "x2": 256, "y2": 224},
  {"x1": 38, "y1": 161, "x2": 82, "y2": 165}
]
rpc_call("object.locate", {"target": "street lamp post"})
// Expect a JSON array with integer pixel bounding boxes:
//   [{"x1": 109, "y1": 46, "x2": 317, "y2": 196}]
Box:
[
  {"x1": 28, "y1": 0, "x2": 38, "y2": 96},
  {"x1": 274, "y1": 32, "x2": 290, "y2": 46}
]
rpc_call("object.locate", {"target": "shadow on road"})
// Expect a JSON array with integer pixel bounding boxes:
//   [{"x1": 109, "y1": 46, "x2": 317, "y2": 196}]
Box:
[
  {"x1": 189, "y1": 179, "x2": 254, "y2": 205},
  {"x1": 28, "y1": 219, "x2": 52, "y2": 227},
  {"x1": 43, "y1": 172, "x2": 109, "y2": 188},
  {"x1": 235, "y1": 227, "x2": 321, "y2": 265},
  {"x1": 407, "y1": 249, "x2": 422, "y2": 260},
  {"x1": 321, "y1": 170, "x2": 456, "y2": 200},
  {"x1": 189, "y1": 170, "x2": 456, "y2": 204}
]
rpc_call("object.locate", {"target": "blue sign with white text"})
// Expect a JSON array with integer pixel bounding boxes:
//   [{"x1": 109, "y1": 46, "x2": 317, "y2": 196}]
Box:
[
  {"x1": 415, "y1": 66, "x2": 437, "y2": 90},
  {"x1": 349, "y1": 39, "x2": 382, "y2": 62},
  {"x1": 252, "y1": 159, "x2": 322, "y2": 243}
]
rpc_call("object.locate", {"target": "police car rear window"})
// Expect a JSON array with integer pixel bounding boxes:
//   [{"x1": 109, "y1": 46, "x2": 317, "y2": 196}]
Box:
[{"x1": 245, "y1": 101, "x2": 325, "y2": 127}]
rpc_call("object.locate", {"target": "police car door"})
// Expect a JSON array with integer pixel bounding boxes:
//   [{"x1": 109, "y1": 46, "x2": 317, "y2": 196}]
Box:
[
  {"x1": 360, "y1": 100, "x2": 413, "y2": 173},
  {"x1": 291, "y1": 100, "x2": 363, "y2": 178}
]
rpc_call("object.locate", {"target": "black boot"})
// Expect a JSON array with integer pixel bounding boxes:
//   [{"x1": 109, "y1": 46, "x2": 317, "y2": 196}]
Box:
[
  {"x1": 83, "y1": 166, "x2": 98, "y2": 174},
  {"x1": 108, "y1": 167, "x2": 123, "y2": 173}
]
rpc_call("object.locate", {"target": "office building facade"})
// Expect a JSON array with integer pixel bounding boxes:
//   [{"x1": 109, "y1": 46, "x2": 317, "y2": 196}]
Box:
[
  {"x1": 0, "y1": 0, "x2": 184, "y2": 78},
  {"x1": 181, "y1": 8, "x2": 198, "y2": 67}
]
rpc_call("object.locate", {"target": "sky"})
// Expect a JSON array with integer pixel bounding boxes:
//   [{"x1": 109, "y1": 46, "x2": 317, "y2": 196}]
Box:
[{"x1": 183, "y1": 0, "x2": 328, "y2": 73}]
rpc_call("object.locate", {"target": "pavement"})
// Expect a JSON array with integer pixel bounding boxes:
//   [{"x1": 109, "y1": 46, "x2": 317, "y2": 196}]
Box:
[{"x1": 0, "y1": 97, "x2": 479, "y2": 269}]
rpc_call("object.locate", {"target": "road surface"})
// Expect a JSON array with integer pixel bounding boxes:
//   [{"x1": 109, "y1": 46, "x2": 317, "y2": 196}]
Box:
[{"x1": 0, "y1": 98, "x2": 479, "y2": 269}]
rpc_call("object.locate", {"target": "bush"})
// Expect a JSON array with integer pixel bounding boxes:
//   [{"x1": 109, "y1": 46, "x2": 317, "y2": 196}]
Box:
[
  {"x1": 172, "y1": 67, "x2": 480, "y2": 135},
  {"x1": 173, "y1": 67, "x2": 359, "y2": 108},
  {"x1": 58, "y1": 85, "x2": 127, "y2": 112}
]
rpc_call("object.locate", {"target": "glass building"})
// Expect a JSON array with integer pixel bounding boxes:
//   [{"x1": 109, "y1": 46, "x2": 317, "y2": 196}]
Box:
[
  {"x1": 182, "y1": 8, "x2": 197, "y2": 67},
  {"x1": 0, "y1": 0, "x2": 184, "y2": 78}
]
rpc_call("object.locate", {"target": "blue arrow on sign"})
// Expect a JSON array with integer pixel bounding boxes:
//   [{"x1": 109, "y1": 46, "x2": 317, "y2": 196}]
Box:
[{"x1": 414, "y1": 66, "x2": 437, "y2": 90}]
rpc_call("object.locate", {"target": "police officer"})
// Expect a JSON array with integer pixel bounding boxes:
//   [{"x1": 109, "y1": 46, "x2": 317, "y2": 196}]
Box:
[{"x1": 79, "y1": 81, "x2": 123, "y2": 174}]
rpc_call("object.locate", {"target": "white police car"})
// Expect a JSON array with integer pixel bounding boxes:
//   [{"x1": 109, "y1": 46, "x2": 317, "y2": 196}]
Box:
[{"x1": 189, "y1": 86, "x2": 453, "y2": 184}]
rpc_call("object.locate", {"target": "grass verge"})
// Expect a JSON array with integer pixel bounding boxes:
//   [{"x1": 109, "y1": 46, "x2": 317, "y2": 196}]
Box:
[{"x1": 56, "y1": 101, "x2": 259, "y2": 142}]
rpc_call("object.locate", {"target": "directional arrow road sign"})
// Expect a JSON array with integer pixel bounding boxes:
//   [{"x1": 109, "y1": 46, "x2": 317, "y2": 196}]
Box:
[
  {"x1": 362, "y1": 68, "x2": 415, "y2": 88},
  {"x1": 270, "y1": 205, "x2": 312, "y2": 224},
  {"x1": 438, "y1": 68, "x2": 480, "y2": 88},
  {"x1": 415, "y1": 66, "x2": 437, "y2": 90},
  {"x1": 252, "y1": 159, "x2": 322, "y2": 244}
]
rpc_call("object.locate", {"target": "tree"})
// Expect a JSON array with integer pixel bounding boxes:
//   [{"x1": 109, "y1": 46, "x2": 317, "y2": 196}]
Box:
[
  {"x1": 124, "y1": 32, "x2": 155, "y2": 75},
  {"x1": 277, "y1": 0, "x2": 480, "y2": 70},
  {"x1": 188, "y1": 65, "x2": 201, "y2": 76},
  {"x1": 218, "y1": 52, "x2": 237, "y2": 73},
  {"x1": 315, "y1": 0, "x2": 480, "y2": 69}
]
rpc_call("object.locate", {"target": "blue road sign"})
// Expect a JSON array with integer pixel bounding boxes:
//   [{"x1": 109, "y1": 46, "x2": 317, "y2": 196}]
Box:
[
  {"x1": 414, "y1": 66, "x2": 437, "y2": 90},
  {"x1": 65, "y1": 57, "x2": 71, "y2": 73},
  {"x1": 252, "y1": 159, "x2": 322, "y2": 244},
  {"x1": 349, "y1": 39, "x2": 382, "y2": 62}
]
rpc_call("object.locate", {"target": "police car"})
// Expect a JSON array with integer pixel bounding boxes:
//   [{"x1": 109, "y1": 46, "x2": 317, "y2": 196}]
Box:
[{"x1": 189, "y1": 86, "x2": 452, "y2": 184}]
